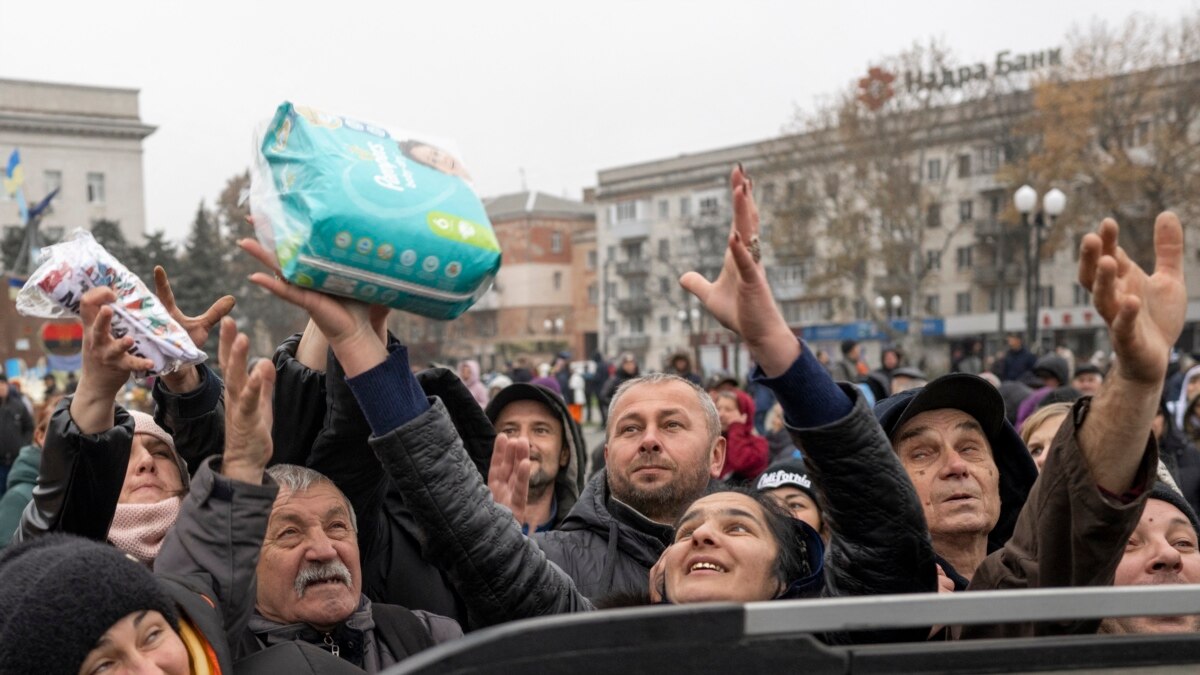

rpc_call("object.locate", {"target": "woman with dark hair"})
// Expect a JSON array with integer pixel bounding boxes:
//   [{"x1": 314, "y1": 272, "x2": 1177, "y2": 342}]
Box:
[{"x1": 653, "y1": 486, "x2": 822, "y2": 604}]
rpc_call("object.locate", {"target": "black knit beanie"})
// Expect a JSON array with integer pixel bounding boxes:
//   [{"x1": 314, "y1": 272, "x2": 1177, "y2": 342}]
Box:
[
  {"x1": 0, "y1": 534, "x2": 179, "y2": 675},
  {"x1": 1149, "y1": 481, "x2": 1200, "y2": 534}
]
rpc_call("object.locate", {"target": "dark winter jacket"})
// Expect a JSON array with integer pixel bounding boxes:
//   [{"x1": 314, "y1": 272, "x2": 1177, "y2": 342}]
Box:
[
  {"x1": 1157, "y1": 398, "x2": 1200, "y2": 515},
  {"x1": 371, "y1": 361, "x2": 935, "y2": 637},
  {"x1": 150, "y1": 363, "x2": 226, "y2": 475},
  {"x1": 0, "y1": 394, "x2": 33, "y2": 467},
  {"x1": 271, "y1": 338, "x2": 492, "y2": 628},
  {"x1": 999, "y1": 346, "x2": 1038, "y2": 383}
]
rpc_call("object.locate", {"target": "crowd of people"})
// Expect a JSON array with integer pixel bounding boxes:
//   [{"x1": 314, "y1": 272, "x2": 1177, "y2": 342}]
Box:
[{"x1": 0, "y1": 164, "x2": 1195, "y2": 673}]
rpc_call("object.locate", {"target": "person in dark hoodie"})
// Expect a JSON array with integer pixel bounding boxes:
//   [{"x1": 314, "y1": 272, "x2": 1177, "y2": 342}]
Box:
[
  {"x1": 485, "y1": 383, "x2": 586, "y2": 532},
  {"x1": 1015, "y1": 353, "x2": 1071, "y2": 427}
]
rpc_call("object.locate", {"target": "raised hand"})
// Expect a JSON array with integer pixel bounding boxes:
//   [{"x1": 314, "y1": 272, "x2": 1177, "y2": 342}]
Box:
[
  {"x1": 153, "y1": 265, "x2": 235, "y2": 392},
  {"x1": 487, "y1": 433, "x2": 531, "y2": 529},
  {"x1": 70, "y1": 287, "x2": 156, "y2": 433},
  {"x1": 679, "y1": 165, "x2": 799, "y2": 376},
  {"x1": 1076, "y1": 212, "x2": 1186, "y2": 495},
  {"x1": 239, "y1": 238, "x2": 386, "y2": 377},
  {"x1": 1077, "y1": 213, "x2": 1185, "y2": 385},
  {"x1": 218, "y1": 317, "x2": 276, "y2": 484}
]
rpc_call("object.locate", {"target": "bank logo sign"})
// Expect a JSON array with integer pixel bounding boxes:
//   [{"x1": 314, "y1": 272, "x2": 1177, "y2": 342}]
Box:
[{"x1": 858, "y1": 47, "x2": 1063, "y2": 108}]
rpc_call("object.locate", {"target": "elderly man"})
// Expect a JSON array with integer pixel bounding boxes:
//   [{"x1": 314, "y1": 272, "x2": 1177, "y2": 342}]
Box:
[
  {"x1": 158, "y1": 319, "x2": 461, "y2": 671},
  {"x1": 484, "y1": 383, "x2": 586, "y2": 532}
]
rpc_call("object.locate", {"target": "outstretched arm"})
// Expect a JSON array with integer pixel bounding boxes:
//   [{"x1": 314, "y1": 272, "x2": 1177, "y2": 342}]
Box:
[{"x1": 1076, "y1": 213, "x2": 1185, "y2": 493}]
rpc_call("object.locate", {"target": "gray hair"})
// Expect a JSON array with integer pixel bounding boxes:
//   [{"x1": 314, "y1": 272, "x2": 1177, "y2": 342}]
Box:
[
  {"x1": 606, "y1": 373, "x2": 721, "y2": 444},
  {"x1": 266, "y1": 464, "x2": 359, "y2": 532}
]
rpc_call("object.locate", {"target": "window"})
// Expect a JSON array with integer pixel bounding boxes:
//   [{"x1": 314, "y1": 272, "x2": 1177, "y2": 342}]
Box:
[
  {"x1": 926, "y1": 203, "x2": 942, "y2": 228},
  {"x1": 989, "y1": 194, "x2": 1002, "y2": 216},
  {"x1": 699, "y1": 196, "x2": 720, "y2": 217},
  {"x1": 623, "y1": 242, "x2": 643, "y2": 260},
  {"x1": 956, "y1": 246, "x2": 973, "y2": 270},
  {"x1": 658, "y1": 200, "x2": 669, "y2": 219},
  {"x1": 659, "y1": 277, "x2": 670, "y2": 294},
  {"x1": 657, "y1": 238, "x2": 669, "y2": 261},
  {"x1": 955, "y1": 292, "x2": 972, "y2": 314},
  {"x1": 588, "y1": 284, "x2": 598, "y2": 305},
  {"x1": 605, "y1": 281, "x2": 616, "y2": 299},
  {"x1": 1073, "y1": 283, "x2": 1091, "y2": 306},
  {"x1": 980, "y1": 145, "x2": 1001, "y2": 172},
  {"x1": 1038, "y1": 285, "x2": 1055, "y2": 308},
  {"x1": 760, "y1": 183, "x2": 776, "y2": 205},
  {"x1": 606, "y1": 246, "x2": 615, "y2": 264},
  {"x1": 553, "y1": 271, "x2": 562, "y2": 290},
  {"x1": 615, "y1": 200, "x2": 637, "y2": 222},
  {"x1": 44, "y1": 170, "x2": 62, "y2": 196},
  {"x1": 925, "y1": 294, "x2": 941, "y2": 315},
  {"x1": 587, "y1": 250, "x2": 597, "y2": 269},
  {"x1": 659, "y1": 316, "x2": 670, "y2": 334},
  {"x1": 606, "y1": 320, "x2": 617, "y2": 337},
  {"x1": 926, "y1": 158, "x2": 942, "y2": 182},
  {"x1": 989, "y1": 288, "x2": 1016, "y2": 311},
  {"x1": 550, "y1": 231, "x2": 563, "y2": 253},
  {"x1": 958, "y1": 199, "x2": 973, "y2": 223},
  {"x1": 957, "y1": 154, "x2": 971, "y2": 178},
  {"x1": 823, "y1": 174, "x2": 840, "y2": 199},
  {"x1": 628, "y1": 278, "x2": 646, "y2": 297},
  {"x1": 630, "y1": 316, "x2": 645, "y2": 334},
  {"x1": 679, "y1": 197, "x2": 691, "y2": 216},
  {"x1": 87, "y1": 172, "x2": 105, "y2": 204},
  {"x1": 853, "y1": 299, "x2": 868, "y2": 320},
  {"x1": 925, "y1": 249, "x2": 942, "y2": 271}
]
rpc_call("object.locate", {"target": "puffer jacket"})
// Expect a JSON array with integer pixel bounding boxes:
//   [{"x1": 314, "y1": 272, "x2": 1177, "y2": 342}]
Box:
[
  {"x1": 372, "y1": 356, "x2": 936, "y2": 636},
  {"x1": 534, "y1": 470, "x2": 674, "y2": 601},
  {"x1": 271, "y1": 340, "x2": 493, "y2": 628}
]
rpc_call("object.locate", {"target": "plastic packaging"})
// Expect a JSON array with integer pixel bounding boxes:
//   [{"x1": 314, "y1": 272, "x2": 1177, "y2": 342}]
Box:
[
  {"x1": 15, "y1": 230, "x2": 206, "y2": 376},
  {"x1": 249, "y1": 102, "x2": 502, "y2": 320}
]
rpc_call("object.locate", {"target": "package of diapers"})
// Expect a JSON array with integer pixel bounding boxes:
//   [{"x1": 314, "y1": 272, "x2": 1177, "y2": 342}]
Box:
[
  {"x1": 249, "y1": 102, "x2": 502, "y2": 320},
  {"x1": 16, "y1": 230, "x2": 206, "y2": 376}
]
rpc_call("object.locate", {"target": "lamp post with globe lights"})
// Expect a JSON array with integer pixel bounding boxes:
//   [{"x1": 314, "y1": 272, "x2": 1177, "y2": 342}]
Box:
[{"x1": 1014, "y1": 185, "x2": 1067, "y2": 350}]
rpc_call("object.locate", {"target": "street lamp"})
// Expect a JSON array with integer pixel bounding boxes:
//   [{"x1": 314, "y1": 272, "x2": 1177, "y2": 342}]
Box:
[
  {"x1": 1014, "y1": 185, "x2": 1067, "y2": 350},
  {"x1": 543, "y1": 317, "x2": 565, "y2": 334},
  {"x1": 874, "y1": 294, "x2": 903, "y2": 319}
]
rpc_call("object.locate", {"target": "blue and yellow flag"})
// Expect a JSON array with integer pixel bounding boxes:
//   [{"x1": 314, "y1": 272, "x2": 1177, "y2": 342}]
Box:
[
  {"x1": 4, "y1": 149, "x2": 29, "y2": 224},
  {"x1": 4, "y1": 149, "x2": 24, "y2": 195}
]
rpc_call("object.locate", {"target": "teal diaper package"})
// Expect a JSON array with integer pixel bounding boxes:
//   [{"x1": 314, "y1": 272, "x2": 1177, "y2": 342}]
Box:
[{"x1": 250, "y1": 102, "x2": 501, "y2": 320}]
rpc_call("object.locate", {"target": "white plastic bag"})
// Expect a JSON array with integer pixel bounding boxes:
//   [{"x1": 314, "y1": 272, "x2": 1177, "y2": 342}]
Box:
[{"x1": 15, "y1": 230, "x2": 206, "y2": 376}]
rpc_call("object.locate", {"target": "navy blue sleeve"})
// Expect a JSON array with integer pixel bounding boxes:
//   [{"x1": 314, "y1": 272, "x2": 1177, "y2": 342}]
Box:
[
  {"x1": 750, "y1": 339, "x2": 854, "y2": 428},
  {"x1": 344, "y1": 344, "x2": 430, "y2": 437}
]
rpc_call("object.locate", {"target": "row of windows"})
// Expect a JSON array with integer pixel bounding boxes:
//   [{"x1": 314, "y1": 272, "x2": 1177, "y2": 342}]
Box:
[
  {"x1": 614, "y1": 194, "x2": 726, "y2": 224},
  {"x1": 0, "y1": 170, "x2": 106, "y2": 204}
]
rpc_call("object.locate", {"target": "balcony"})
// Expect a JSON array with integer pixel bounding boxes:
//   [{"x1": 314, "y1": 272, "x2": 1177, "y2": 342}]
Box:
[
  {"x1": 973, "y1": 263, "x2": 1023, "y2": 286},
  {"x1": 683, "y1": 209, "x2": 732, "y2": 231},
  {"x1": 616, "y1": 296, "x2": 653, "y2": 314},
  {"x1": 615, "y1": 259, "x2": 650, "y2": 277},
  {"x1": 610, "y1": 219, "x2": 651, "y2": 242},
  {"x1": 616, "y1": 334, "x2": 651, "y2": 351}
]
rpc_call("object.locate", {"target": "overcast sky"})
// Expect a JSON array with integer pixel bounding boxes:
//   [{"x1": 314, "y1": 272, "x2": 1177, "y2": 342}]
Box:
[{"x1": 2, "y1": 0, "x2": 1194, "y2": 242}]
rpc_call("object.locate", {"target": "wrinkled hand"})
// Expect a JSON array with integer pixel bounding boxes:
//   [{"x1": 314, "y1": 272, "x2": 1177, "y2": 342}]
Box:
[
  {"x1": 679, "y1": 165, "x2": 799, "y2": 376},
  {"x1": 78, "y1": 287, "x2": 155, "y2": 396},
  {"x1": 1078, "y1": 213, "x2": 1185, "y2": 385},
  {"x1": 219, "y1": 318, "x2": 275, "y2": 484},
  {"x1": 487, "y1": 433, "x2": 531, "y2": 529},
  {"x1": 239, "y1": 238, "x2": 386, "y2": 377}
]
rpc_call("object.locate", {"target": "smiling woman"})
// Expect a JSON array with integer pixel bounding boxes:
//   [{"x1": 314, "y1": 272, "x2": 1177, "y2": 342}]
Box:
[{"x1": 658, "y1": 488, "x2": 822, "y2": 604}]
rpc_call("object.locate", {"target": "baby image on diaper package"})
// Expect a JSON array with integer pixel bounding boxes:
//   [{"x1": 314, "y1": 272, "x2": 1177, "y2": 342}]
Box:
[{"x1": 250, "y1": 102, "x2": 502, "y2": 320}]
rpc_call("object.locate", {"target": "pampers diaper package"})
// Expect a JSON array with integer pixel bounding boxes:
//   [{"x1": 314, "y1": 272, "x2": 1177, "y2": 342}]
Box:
[
  {"x1": 16, "y1": 230, "x2": 206, "y2": 376},
  {"x1": 250, "y1": 102, "x2": 501, "y2": 320}
]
